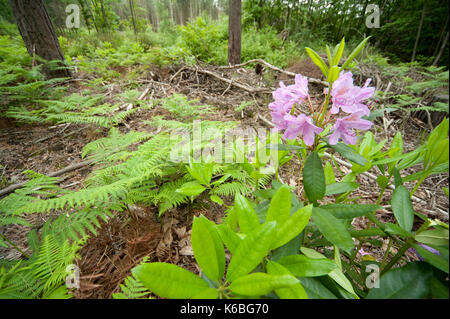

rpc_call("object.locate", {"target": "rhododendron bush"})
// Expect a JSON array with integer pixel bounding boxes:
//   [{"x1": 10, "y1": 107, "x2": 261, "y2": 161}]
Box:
[{"x1": 132, "y1": 38, "x2": 449, "y2": 300}]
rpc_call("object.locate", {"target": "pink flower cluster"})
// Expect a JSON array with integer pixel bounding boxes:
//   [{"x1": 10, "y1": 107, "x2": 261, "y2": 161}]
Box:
[{"x1": 269, "y1": 71, "x2": 374, "y2": 146}]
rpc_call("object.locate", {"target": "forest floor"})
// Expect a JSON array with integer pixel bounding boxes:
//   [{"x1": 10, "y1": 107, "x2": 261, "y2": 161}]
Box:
[{"x1": 0, "y1": 60, "x2": 448, "y2": 298}]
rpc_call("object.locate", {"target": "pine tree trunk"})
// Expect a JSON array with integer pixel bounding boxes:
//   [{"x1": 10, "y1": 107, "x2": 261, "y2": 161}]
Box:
[
  {"x1": 228, "y1": 0, "x2": 241, "y2": 65},
  {"x1": 129, "y1": 0, "x2": 137, "y2": 35},
  {"x1": 8, "y1": 0, "x2": 71, "y2": 79},
  {"x1": 432, "y1": 31, "x2": 449, "y2": 66},
  {"x1": 100, "y1": 0, "x2": 108, "y2": 29},
  {"x1": 411, "y1": 0, "x2": 426, "y2": 63}
]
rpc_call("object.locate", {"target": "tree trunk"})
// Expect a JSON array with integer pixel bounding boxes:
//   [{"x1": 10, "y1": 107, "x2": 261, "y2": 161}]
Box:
[
  {"x1": 129, "y1": 0, "x2": 137, "y2": 35},
  {"x1": 99, "y1": 0, "x2": 108, "y2": 29},
  {"x1": 8, "y1": 0, "x2": 71, "y2": 79},
  {"x1": 432, "y1": 31, "x2": 449, "y2": 66},
  {"x1": 228, "y1": 0, "x2": 241, "y2": 65},
  {"x1": 411, "y1": 0, "x2": 426, "y2": 63},
  {"x1": 433, "y1": 15, "x2": 449, "y2": 57}
]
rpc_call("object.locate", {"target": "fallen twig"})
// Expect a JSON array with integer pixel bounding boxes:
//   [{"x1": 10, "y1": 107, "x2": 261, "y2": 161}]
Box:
[
  {"x1": 0, "y1": 160, "x2": 92, "y2": 197},
  {"x1": 114, "y1": 84, "x2": 153, "y2": 112},
  {"x1": 185, "y1": 66, "x2": 272, "y2": 94},
  {"x1": 217, "y1": 58, "x2": 328, "y2": 86}
]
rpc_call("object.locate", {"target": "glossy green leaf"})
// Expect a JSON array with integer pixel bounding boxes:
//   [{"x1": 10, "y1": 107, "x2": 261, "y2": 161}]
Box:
[
  {"x1": 312, "y1": 207, "x2": 354, "y2": 253},
  {"x1": 266, "y1": 261, "x2": 308, "y2": 299},
  {"x1": 366, "y1": 262, "x2": 432, "y2": 299},
  {"x1": 234, "y1": 194, "x2": 260, "y2": 234},
  {"x1": 341, "y1": 36, "x2": 371, "y2": 70},
  {"x1": 133, "y1": 262, "x2": 209, "y2": 299},
  {"x1": 328, "y1": 142, "x2": 368, "y2": 166},
  {"x1": 277, "y1": 255, "x2": 337, "y2": 277},
  {"x1": 415, "y1": 228, "x2": 449, "y2": 247},
  {"x1": 320, "y1": 204, "x2": 381, "y2": 219},
  {"x1": 266, "y1": 144, "x2": 303, "y2": 151},
  {"x1": 303, "y1": 152, "x2": 325, "y2": 203},
  {"x1": 272, "y1": 204, "x2": 312, "y2": 249},
  {"x1": 209, "y1": 195, "x2": 224, "y2": 206},
  {"x1": 327, "y1": 65, "x2": 340, "y2": 83},
  {"x1": 176, "y1": 181, "x2": 206, "y2": 196},
  {"x1": 266, "y1": 185, "x2": 291, "y2": 225},
  {"x1": 412, "y1": 244, "x2": 449, "y2": 274},
  {"x1": 325, "y1": 182, "x2": 359, "y2": 196},
  {"x1": 376, "y1": 175, "x2": 389, "y2": 189},
  {"x1": 229, "y1": 272, "x2": 299, "y2": 296},
  {"x1": 332, "y1": 38, "x2": 345, "y2": 66},
  {"x1": 306, "y1": 47, "x2": 329, "y2": 76},
  {"x1": 215, "y1": 224, "x2": 242, "y2": 254},
  {"x1": 301, "y1": 247, "x2": 357, "y2": 296},
  {"x1": 191, "y1": 288, "x2": 219, "y2": 299},
  {"x1": 391, "y1": 185, "x2": 414, "y2": 233},
  {"x1": 385, "y1": 222, "x2": 413, "y2": 238},
  {"x1": 226, "y1": 221, "x2": 277, "y2": 282},
  {"x1": 324, "y1": 161, "x2": 336, "y2": 185},
  {"x1": 299, "y1": 277, "x2": 338, "y2": 299},
  {"x1": 191, "y1": 216, "x2": 225, "y2": 282}
]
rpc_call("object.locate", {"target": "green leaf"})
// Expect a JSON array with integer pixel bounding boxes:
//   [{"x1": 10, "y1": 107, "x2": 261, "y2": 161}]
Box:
[
  {"x1": 320, "y1": 204, "x2": 381, "y2": 219},
  {"x1": 133, "y1": 262, "x2": 209, "y2": 299},
  {"x1": 306, "y1": 47, "x2": 329, "y2": 76},
  {"x1": 272, "y1": 204, "x2": 312, "y2": 249},
  {"x1": 326, "y1": 45, "x2": 333, "y2": 67},
  {"x1": 385, "y1": 222, "x2": 413, "y2": 238},
  {"x1": 191, "y1": 287, "x2": 219, "y2": 299},
  {"x1": 366, "y1": 262, "x2": 432, "y2": 299},
  {"x1": 303, "y1": 152, "x2": 325, "y2": 203},
  {"x1": 209, "y1": 195, "x2": 224, "y2": 206},
  {"x1": 266, "y1": 185, "x2": 291, "y2": 225},
  {"x1": 299, "y1": 277, "x2": 338, "y2": 299},
  {"x1": 191, "y1": 216, "x2": 225, "y2": 282},
  {"x1": 391, "y1": 185, "x2": 414, "y2": 233},
  {"x1": 327, "y1": 65, "x2": 340, "y2": 83},
  {"x1": 324, "y1": 161, "x2": 336, "y2": 185},
  {"x1": 387, "y1": 132, "x2": 403, "y2": 173},
  {"x1": 341, "y1": 36, "x2": 371, "y2": 70},
  {"x1": 300, "y1": 247, "x2": 357, "y2": 296},
  {"x1": 412, "y1": 244, "x2": 449, "y2": 274},
  {"x1": 215, "y1": 224, "x2": 242, "y2": 254},
  {"x1": 175, "y1": 181, "x2": 206, "y2": 196},
  {"x1": 234, "y1": 194, "x2": 260, "y2": 234},
  {"x1": 376, "y1": 175, "x2": 389, "y2": 189},
  {"x1": 266, "y1": 261, "x2": 308, "y2": 299},
  {"x1": 229, "y1": 272, "x2": 299, "y2": 296},
  {"x1": 332, "y1": 38, "x2": 345, "y2": 66},
  {"x1": 266, "y1": 144, "x2": 303, "y2": 151},
  {"x1": 277, "y1": 255, "x2": 337, "y2": 277},
  {"x1": 415, "y1": 228, "x2": 449, "y2": 247},
  {"x1": 226, "y1": 221, "x2": 277, "y2": 282},
  {"x1": 328, "y1": 142, "x2": 368, "y2": 166},
  {"x1": 312, "y1": 207, "x2": 354, "y2": 253},
  {"x1": 325, "y1": 182, "x2": 359, "y2": 196}
]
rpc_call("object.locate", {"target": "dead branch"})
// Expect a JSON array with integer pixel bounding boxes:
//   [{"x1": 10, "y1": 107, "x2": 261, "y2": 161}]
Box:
[
  {"x1": 0, "y1": 160, "x2": 92, "y2": 197},
  {"x1": 217, "y1": 58, "x2": 328, "y2": 86},
  {"x1": 114, "y1": 84, "x2": 153, "y2": 112},
  {"x1": 185, "y1": 65, "x2": 272, "y2": 94}
]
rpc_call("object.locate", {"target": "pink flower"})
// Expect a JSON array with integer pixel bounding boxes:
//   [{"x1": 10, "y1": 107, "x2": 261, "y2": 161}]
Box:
[
  {"x1": 283, "y1": 114, "x2": 323, "y2": 146},
  {"x1": 270, "y1": 75, "x2": 310, "y2": 131},
  {"x1": 329, "y1": 111, "x2": 373, "y2": 145},
  {"x1": 329, "y1": 72, "x2": 374, "y2": 116},
  {"x1": 291, "y1": 74, "x2": 309, "y2": 101}
]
